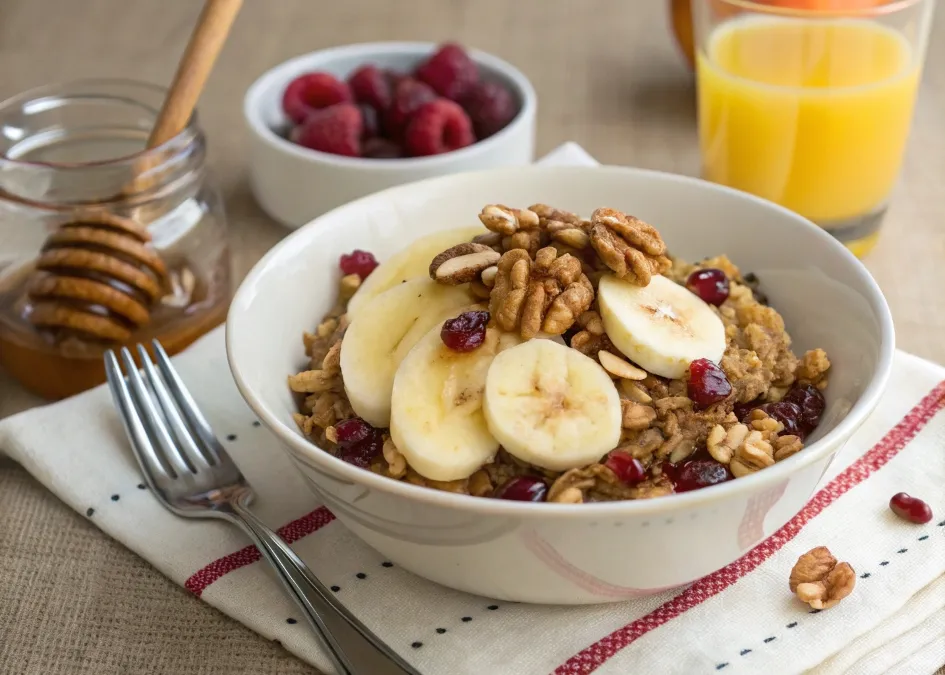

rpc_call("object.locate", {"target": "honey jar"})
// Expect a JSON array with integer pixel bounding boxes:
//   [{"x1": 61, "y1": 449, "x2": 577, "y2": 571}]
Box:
[{"x1": 0, "y1": 79, "x2": 231, "y2": 399}]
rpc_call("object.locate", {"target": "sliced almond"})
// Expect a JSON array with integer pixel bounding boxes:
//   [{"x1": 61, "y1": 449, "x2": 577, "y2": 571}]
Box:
[
  {"x1": 618, "y1": 379, "x2": 652, "y2": 403},
  {"x1": 598, "y1": 350, "x2": 648, "y2": 380}
]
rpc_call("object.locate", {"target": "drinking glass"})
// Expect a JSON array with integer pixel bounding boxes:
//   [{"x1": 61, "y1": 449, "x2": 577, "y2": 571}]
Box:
[{"x1": 693, "y1": 0, "x2": 935, "y2": 257}]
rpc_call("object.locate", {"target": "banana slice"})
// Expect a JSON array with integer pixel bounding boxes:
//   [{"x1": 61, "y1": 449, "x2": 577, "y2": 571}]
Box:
[
  {"x1": 340, "y1": 277, "x2": 473, "y2": 427},
  {"x1": 390, "y1": 322, "x2": 522, "y2": 482},
  {"x1": 597, "y1": 273, "x2": 726, "y2": 379},
  {"x1": 483, "y1": 339, "x2": 622, "y2": 472},
  {"x1": 347, "y1": 225, "x2": 487, "y2": 317}
]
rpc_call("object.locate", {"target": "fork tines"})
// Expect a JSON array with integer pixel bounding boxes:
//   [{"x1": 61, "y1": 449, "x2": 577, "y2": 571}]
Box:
[{"x1": 105, "y1": 340, "x2": 226, "y2": 484}]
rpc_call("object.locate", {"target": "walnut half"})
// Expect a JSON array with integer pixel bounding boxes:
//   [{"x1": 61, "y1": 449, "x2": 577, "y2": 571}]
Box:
[
  {"x1": 489, "y1": 247, "x2": 594, "y2": 339},
  {"x1": 589, "y1": 207, "x2": 671, "y2": 286},
  {"x1": 789, "y1": 546, "x2": 855, "y2": 610}
]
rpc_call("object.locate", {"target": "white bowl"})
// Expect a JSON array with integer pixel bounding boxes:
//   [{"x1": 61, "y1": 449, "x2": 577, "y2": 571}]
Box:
[
  {"x1": 226, "y1": 165, "x2": 894, "y2": 604},
  {"x1": 243, "y1": 42, "x2": 537, "y2": 228}
]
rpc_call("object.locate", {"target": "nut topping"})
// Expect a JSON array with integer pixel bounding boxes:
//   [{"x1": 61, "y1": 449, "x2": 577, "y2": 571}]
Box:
[
  {"x1": 489, "y1": 247, "x2": 594, "y2": 339},
  {"x1": 478, "y1": 204, "x2": 540, "y2": 235},
  {"x1": 589, "y1": 207, "x2": 671, "y2": 285},
  {"x1": 429, "y1": 242, "x2": 501, "y2": 285},
  {"x1": 789, "y1": 546, "x2": 855, "y2": 610},
  {"x1": 598, "y1": 350, "x2": 648, "y2": 381}
]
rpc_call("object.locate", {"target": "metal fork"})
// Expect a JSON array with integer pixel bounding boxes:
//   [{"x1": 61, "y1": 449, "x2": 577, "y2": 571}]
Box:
[{"x1": 104, "y1": 340, "x2": 421, "y2": 675}]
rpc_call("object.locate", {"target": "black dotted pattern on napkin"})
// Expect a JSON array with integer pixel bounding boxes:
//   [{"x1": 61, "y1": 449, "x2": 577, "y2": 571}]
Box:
[{"x1": 714, "y1": 523, "x2": 943, "y2": 670}]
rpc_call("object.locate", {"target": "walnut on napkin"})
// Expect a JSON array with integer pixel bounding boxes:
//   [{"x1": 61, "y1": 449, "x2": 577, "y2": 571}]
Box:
[{"x1": 789, "y1": 546, "x2": 856, "y2": 610}]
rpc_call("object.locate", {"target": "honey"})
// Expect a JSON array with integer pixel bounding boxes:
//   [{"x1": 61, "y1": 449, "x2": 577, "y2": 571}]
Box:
[{"x1": 0, "y1": 79, "x2": 231, "y2": 400}]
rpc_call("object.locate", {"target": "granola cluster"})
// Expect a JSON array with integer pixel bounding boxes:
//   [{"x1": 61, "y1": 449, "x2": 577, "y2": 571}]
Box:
[{"x1": 290, "y1": 204, "x2": 831, "y2": 503}]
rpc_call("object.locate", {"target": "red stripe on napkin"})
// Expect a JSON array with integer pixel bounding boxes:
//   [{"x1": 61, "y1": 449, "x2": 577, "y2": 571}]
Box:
[
  {"x1": 185, "y1": 506, "x2": 335, "y2": 597},
  {"x1": 555, "y1": 380, "x2": 945, "y2": 675}
]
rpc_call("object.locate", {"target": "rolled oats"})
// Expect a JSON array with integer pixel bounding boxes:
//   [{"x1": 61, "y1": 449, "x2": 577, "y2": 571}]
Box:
[
  {"x1": 291, "y1": 205, "x2": 832, "y2": 504},
  {"x1": 706, "y1": 423, "x2": 749, "y2": 464},
  {"x1": 729, "y1": 430, "x2": 775, "y2": 477},
  {"x1": 621, "y1": 400, "x2": 657, "y2": 430}
]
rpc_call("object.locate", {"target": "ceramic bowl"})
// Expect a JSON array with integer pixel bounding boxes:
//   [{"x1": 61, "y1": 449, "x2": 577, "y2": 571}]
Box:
[
  {"x1": 226, "y1": 165, "x2": 894, "y2": 604},
  {"x1": 243, "y1": 42, "x2": 537, "y2": 228}
]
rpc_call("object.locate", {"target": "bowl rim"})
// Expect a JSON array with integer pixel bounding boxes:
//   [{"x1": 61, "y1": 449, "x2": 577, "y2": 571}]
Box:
[
  {"x1": 226, "y1": 163, "x2": 896, "y2": 520},
  {"x1": 243, "y1": 41, "x2": 538, "y2": 169}
]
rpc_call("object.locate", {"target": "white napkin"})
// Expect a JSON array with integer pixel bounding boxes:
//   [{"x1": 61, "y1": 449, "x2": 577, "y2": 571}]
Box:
[{"x1": 2, "y1": 143, "x2": 943, "y2": 675}]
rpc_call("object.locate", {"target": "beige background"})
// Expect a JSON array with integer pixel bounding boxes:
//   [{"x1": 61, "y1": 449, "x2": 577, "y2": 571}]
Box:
[{"x1": 1, "y1": 1, "x2": 943, "y2": 673}]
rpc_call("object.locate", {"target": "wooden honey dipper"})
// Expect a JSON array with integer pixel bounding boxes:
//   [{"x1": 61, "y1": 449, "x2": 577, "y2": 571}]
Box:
[{"x1": 26, "y1": 0, "x2": 242, "y2": 343}]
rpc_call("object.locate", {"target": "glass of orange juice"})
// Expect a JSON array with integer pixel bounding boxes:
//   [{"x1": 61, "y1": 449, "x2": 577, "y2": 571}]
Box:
[{"x1": 693, "y1": 0, "x2": 935, "y2": 257}]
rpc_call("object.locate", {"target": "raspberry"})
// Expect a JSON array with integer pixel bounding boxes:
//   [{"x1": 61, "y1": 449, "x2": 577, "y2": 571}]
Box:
[
  {"x1": 362, "y1": 137, "x2": 403, "y2": 159},
  {"x1": 292, "y1": 104, "x2": 362, "y2": 157},
  {"x1": 282, "y1": 72, "x2": 353, "y2": 125},
  {"x1": 358, "y1": 104, "x2": 379, "y2": 138},
  {"x1": 348, "y1": 65, "x2": 392, "y2": 111},
  {"x1": 416, "y1": 42, "x2": 479, "y2": 101},
  {"x1": 339, "y1": 250, "x2": 378, "y2": 279},
  {"x1": 460, "y1": 81, "x2": 517, "y2": 139},
  {"x1": 404, "y1": 100, "x2": 474, "y2": 157},
  {"x1": 384, "y1": 78, "x2": 437, "y2": 140}
]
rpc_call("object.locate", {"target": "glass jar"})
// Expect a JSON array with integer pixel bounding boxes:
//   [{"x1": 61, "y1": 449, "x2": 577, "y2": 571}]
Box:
[{"x1": 0, "y1": 79, "x2": 231, "y2": 399}]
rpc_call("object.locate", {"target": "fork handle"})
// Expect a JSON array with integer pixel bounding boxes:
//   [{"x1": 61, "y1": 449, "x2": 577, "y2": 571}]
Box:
[{"x1": 227, "y1": 500, "x2": 422, "y2": 675}]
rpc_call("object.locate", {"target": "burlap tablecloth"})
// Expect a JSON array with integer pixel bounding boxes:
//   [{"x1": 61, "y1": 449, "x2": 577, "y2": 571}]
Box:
[{"x1": 1, "y1": 1, "x2": 943, "y2": 673}]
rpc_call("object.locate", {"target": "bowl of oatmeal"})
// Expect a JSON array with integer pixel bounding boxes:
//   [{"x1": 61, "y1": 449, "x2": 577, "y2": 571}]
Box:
[{"x1": 226, "y1": 165, "x2": 893, "y2": 604}]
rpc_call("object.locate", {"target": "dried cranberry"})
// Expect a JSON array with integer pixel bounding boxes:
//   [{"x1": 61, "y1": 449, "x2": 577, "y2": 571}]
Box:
[
  {"x1": 339, "y1": 250, "x2": 378, "y2": 279},
  {"x1": 440, "y1": 310, "x2": 489, "y2": 352},
  {"x1": 783, "y1": 384, "x2": 826, "y2": 437},
  {"x1": 734, "y1": 399, "x2": 762, "y2": 422},
  {"x1": 334, "y1": 417, "x2": 384, "y2": 469},
  {"x1": 339, "y1": 433, "x2": 383, "y2": 468},
  {"x1": 605, "y1": 451, "x2": 647, "y2": 485},
  {"x1": 673, "y1": 458, "x2": 732, "y2": 493},
  {"x1": 494, "y1": 476, "x2": 547, "y2": 502},
  {"x1": 889, "y1": 492, "x2": 933, "y2": 524},
  {"x1": 334, "y1": 417, "x2": 372, "y2": 445},
  {"x1": 687, "y1": 358, "x2": 732, "y2": 409},
  {"x1": 754, "y1": 401, "x2": 803, "y2": 436},
  {"x1": 686, "y1": 268, "x2": 730, "y2": 306}
]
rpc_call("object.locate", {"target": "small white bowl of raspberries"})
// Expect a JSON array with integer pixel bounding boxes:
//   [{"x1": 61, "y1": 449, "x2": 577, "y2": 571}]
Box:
[{"x1": 244, "y1": 42, "x2": 537, "y2": 228}]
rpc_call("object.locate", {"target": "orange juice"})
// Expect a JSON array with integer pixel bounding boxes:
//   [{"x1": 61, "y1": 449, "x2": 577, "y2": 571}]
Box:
[{"x1": 697, "y1": 17, "x2": 921, "y2": 255}]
